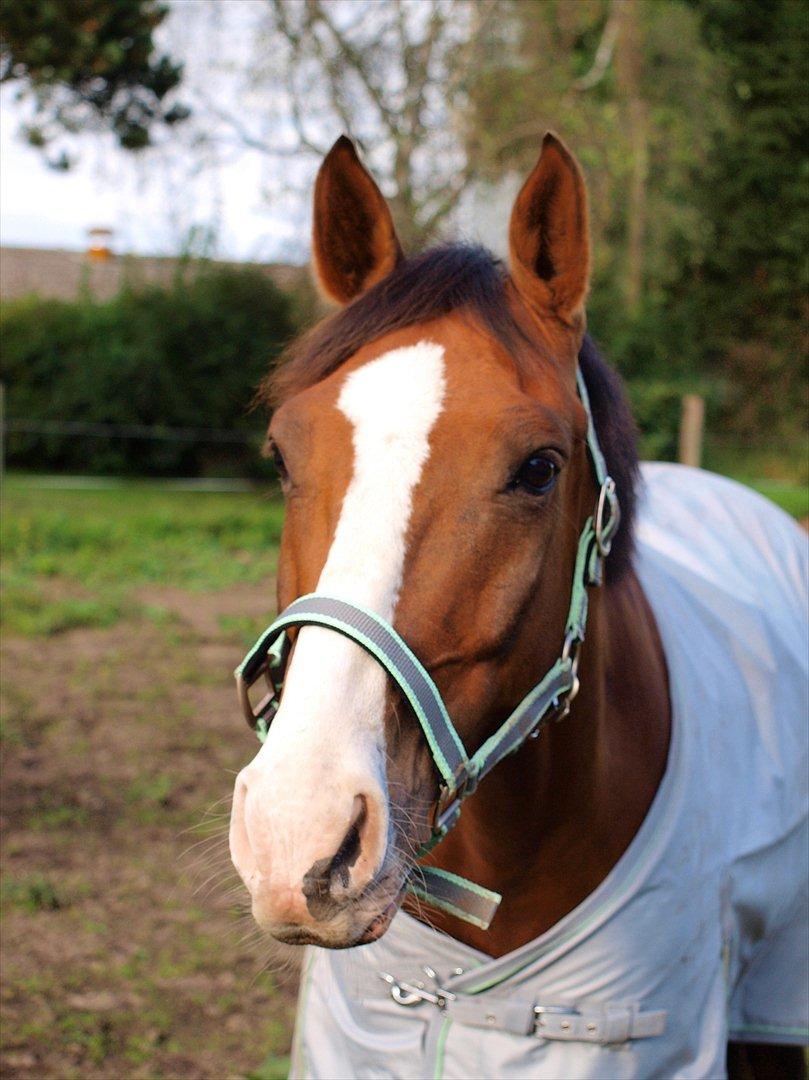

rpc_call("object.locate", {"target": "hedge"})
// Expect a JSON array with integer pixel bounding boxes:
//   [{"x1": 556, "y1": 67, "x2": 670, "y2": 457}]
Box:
[{"x1": 1, "y1": 264, "x2": 296, "y2": 476}]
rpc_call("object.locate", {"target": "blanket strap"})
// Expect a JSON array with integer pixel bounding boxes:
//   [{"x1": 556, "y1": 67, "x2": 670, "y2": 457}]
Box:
[{"x1": 375, "y1": 971, "x2": 667, "y2": 1045}]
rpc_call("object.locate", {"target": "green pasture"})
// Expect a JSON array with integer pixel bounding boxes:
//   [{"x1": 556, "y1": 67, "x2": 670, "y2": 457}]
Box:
[
  {"x1": 738, "y1": 478, "x2": 808, "y2": 521},
  {"x1": 1, "y1": 476, "x2": 285, "y2": 638},
  {"x1": 0, "y1": 469, "x2": 805, "y2": 1077},
  {"x1": 1, "y1": 469, "x2": 805, "y2": 640},
  {"x1": 1, "y1": 474, "x2": 294, "y2": 1078}
]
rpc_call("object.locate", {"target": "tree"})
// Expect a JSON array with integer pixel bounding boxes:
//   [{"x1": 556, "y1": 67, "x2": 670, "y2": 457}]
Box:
[
  {"x1": 684, "y1": 0, "x2": 809, "y2": 442},
  {"x1": 463, "y1": 0, "x2": 727, "y2": 350},
  {"x1": 0, "y1": 264, "x2": 296, "y2": 476},
  {"x1": 192, "y1": 0, "x2": 485, "y2": 250},
  {"x1": 689, "y1": 0, "x2": 809, "y2": 330},
  {"x1": 0, "y1": 0, "x2": 188, "y2": 167}
]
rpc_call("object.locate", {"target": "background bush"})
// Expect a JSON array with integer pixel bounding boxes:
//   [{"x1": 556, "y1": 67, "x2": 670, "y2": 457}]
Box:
[{"x1": 1, "y1": 264, "x2": 296, "y2": 476}]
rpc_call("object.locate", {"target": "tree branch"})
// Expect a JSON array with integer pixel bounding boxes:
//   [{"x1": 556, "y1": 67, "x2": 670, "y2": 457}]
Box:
[
  {"x1": 573, "y1": 0, "x2": 623, "y2": 92},
  {"x1": 304, "y1": 0, "x2": 400, "y2": 142}
]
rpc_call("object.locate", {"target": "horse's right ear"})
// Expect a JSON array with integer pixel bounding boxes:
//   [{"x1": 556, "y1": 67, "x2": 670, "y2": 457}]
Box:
[
  {"x1": 312, "y1": 136, "x2": 403, "y2": 306},
  {"x1": 508, "y1": 133, "x2": 590, "y2": 332}
]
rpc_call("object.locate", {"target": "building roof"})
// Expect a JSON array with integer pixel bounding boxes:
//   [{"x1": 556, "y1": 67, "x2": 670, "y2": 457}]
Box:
[{"x1": 0, "y1": 246, "x2": 309, "y2": 303}]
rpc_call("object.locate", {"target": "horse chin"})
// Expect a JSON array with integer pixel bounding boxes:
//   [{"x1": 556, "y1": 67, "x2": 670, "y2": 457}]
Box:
[{"x1": 267, "y1": 877, "x2": 407, "y2": 950}]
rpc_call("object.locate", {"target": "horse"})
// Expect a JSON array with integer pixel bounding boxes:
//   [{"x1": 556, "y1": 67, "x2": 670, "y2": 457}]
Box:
[{"x1": 228, "y1": 134, "x2": 808, "y2": 1079}]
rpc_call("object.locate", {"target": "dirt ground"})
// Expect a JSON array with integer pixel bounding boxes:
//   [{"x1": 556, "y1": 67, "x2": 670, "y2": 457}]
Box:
[{"x1": 1, "y1": 580, "x2": 299, "y2": 1080}]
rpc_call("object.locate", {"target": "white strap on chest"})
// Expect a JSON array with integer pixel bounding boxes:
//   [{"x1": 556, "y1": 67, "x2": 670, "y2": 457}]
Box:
[
  {"x1": 449, "y1": 996, "x2": 666, "y2": 1045},
  {"x1": 376, "y1": 971, "x2": 666, "y2": 1046}
]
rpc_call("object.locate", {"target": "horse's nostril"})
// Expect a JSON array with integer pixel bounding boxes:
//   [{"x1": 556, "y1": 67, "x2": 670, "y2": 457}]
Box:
[
  {"x1": 301, "y1": 795, "x2": 368, "y2": 917},
  {"x1": 331, "y1": 795, "x2": 367, "y2": 887}
]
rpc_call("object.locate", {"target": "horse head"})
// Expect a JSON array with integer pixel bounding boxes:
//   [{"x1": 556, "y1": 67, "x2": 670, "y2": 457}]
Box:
[{"x1": 229, "y1": 133, "x2": 634, "y2": 949}]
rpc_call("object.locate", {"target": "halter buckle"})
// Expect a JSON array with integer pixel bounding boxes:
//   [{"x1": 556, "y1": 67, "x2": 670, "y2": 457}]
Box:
[
  {"x1": 434, "y1": 793, "x2": 462, "y2": 835},
  {"x1": 236, "y1": 658, "x2": 281, "y2": 734},
  {"x1": 550, "y1": 633, "x2": 582, "y2": 722},
  {"x1": 595, "y1": 476, "x2": 620, "y2": 558},
  {"x1": 433, "y1": 763, "x2": 478, "y2": 835}
]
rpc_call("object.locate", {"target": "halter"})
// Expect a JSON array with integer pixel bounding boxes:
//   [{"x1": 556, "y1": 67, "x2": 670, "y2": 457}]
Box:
[{"x1": 235, "y1": 370, "x2": 620, "y2": 930}]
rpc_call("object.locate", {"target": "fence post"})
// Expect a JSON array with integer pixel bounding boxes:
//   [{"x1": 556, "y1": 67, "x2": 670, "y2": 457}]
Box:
[
  {"x1": 678, "y1": 393, "x2": 705, "y2": 468},
  {"x1": 0, "y1": 382, "x2": 5, "y2": 490}
]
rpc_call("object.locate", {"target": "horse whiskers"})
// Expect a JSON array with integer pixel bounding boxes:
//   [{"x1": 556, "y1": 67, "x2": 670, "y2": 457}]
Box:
[
  {"x1": 179, "y1": 839, "x2": 231, "y2": 867},
  {"x1": 192, "y1": 865, "x2": 241, "y2": 899},
  {"x1": 179, "y1": 852, "x2": 233, "y2": 886},
  {"x1": 178, "y1": 797, "x2": 233, "y2": 836},
  {"x1": 248, "y1": 942, "x2": 302, "y2": 988},
  {"x1": 177, "y1": 834, "x2": 230, "y2": 864}
]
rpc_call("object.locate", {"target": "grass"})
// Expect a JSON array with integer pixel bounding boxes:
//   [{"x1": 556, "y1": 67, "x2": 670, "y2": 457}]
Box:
[
  {"x1": 735, "y1": 478, "x2": 808, "y2": 520},
  {"x1": 1, "y1": 476, "x2": 285, "y2": 636},
  {"x1": 1, "y1": 474, "x2": 298, "y2": 1078},
  {"x1": 2, "y1": 468, "x2": 805, "y2": 638},
  {"x1": 1, "y1": 874, "x2": 64, "y2": 913},
  {"x1": 0, "y1": 468, "x2": 804, "y2": 1078}
]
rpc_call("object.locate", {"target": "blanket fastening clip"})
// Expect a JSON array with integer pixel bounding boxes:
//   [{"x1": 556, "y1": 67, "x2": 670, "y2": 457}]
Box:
[{"x1": 379, "y1": 967, "x2": 456, "y2": 1009}]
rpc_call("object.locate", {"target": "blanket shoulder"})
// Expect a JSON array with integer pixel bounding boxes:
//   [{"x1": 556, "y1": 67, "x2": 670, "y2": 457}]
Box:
[{"x1": 636, "y1": 463, "x2": 808, "y2": 1046}]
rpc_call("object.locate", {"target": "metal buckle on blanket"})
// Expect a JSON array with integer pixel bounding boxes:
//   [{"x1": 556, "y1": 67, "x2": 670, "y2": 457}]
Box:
[
  {"x1": 533, "y1": 1003, "x2": 581, "y2": 1036},
  {"x1": 379, "y1": 967, "x2": 456, "y2": 1009}
]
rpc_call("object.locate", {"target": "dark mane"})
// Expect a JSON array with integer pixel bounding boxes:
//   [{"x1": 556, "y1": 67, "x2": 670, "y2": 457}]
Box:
[{"x1": 262, "y1": 244, "x2": 639, "y2": 582}]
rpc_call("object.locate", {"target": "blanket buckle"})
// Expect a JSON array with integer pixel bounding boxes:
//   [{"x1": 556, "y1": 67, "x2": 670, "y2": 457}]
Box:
[{"x1": 533, "y1": 1003, "x2": 580, "y2": 1036}]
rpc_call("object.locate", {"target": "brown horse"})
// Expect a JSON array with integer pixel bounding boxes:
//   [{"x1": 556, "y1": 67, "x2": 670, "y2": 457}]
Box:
[{"x1": 228, "y1": 135, "x2": 807, "y2": 1079}]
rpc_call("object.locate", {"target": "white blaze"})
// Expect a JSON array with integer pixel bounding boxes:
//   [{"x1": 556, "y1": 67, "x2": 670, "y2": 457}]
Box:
[{"x1": 239, "y1": 342, "x2": 446, "y2": 896}]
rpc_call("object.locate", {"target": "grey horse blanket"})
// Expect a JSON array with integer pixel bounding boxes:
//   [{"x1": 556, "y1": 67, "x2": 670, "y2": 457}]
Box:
[{"x1": 290, "y1": 464, "x2": 809, "y2": 1079}]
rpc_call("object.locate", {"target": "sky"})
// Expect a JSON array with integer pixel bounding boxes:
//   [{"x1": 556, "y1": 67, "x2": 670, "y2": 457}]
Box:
[
  {"x1": 0, "y1": 1, "x2": 509, "y2": 265},
  {"x1": 0, "y1": 91, "x2": 286, "y2": 261},
  {"x1": 0, "y1": 2, "x2": 303, "y2": 263}
]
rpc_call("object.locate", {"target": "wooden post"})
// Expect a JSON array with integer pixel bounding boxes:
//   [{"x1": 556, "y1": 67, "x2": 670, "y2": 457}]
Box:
[
  {"x1": 0, "y1": 382, "x2": 5, "y2": 491},
  {"x1": 678, "y1": 393, "x2": 705, "y2": 468}
]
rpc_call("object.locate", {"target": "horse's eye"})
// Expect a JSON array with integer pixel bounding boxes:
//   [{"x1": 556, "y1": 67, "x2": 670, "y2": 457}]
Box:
[
  {"x1": 269, "y1": 442, "x2": 288, "y2": 483},
  {"x1": 512, "y1": 454, "x2": 559, "y2": 496}
]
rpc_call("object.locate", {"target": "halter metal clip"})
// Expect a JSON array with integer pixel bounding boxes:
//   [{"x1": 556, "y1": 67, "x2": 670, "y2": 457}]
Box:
[
  {"x1": 433, "y1": 762, "x2": 479, "y2": 835},
  {"x1": 553, "y1": 632, "x2": 583, "y2": 722},
  {"x1": 434, "y1": 790, "x2": 462, "y2": 835},
  {"x1": 595, "y1": 476, "x2": 620, "y2": 558}
]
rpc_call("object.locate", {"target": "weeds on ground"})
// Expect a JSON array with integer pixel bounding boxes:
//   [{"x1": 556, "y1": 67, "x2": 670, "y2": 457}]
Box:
[{"x1": 1, "y1": 479, "x2": 284, "y2": 636}]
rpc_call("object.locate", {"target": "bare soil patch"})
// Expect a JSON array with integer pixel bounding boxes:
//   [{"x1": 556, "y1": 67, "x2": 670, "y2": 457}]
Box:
[{"x1": 1, "y1": 584, "x2": 298, "y2": 1080}]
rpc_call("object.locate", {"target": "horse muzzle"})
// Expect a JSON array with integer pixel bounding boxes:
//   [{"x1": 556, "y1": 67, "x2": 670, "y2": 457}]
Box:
[{"x1": 229, "y1": 745, "x2": 394, "y2": 945}]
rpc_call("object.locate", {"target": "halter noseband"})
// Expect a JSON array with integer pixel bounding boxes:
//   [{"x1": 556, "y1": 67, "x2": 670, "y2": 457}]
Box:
[{"x1": 235, "y1": 370, "x2": 620, "y2": 930}]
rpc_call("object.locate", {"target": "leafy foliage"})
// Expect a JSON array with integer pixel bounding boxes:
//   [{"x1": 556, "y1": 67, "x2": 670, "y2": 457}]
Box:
[
  {"x1": 463, "y1": 0, "x2": 807, "y2": 455},
  {"x1": 1, "y1": 0, "x2": 805, "y2": 468},
  {"x1": 0, "y1": 265, "x2": 295, "y2": 475},
  {"x1": 683, "y1": 0, "x2": 809, "y2": 444},
  {"x1": 0, "y1": 0, "x2": 188, "y2": 165}
]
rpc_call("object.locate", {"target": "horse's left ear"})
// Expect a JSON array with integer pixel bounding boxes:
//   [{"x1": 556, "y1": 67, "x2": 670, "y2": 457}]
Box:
[
  {"x1": 312, "y1": 135, "x2": 403, "y2": 305},
  {"x1": 508, "y1": 133, "x2": 590, "y2": 331}
]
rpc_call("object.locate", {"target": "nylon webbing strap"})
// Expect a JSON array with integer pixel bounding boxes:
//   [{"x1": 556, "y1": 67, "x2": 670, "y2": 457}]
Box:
[
  {"x1": 470, "y1": 657, "x2": 574, "y2": 780},
  {"x1": 238, "y1": 595, "x2": 468, "y2": 789},
  {"x1": 408, "y1": 866, "x2": 500, "y2": 931},
  {"x1": 577, "y1": 369, "x2": 608, "y2": 486}
]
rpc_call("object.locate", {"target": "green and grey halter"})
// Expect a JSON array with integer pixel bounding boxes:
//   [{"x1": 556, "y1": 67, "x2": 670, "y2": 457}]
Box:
[{"x1": 235, "y1": 370, "x2": 620, "y2": 931}]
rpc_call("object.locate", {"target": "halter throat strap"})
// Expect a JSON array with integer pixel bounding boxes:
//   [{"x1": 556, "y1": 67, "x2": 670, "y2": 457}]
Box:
[{"x1": 235, "y1": 369, "x2": 619, "y2": 930}]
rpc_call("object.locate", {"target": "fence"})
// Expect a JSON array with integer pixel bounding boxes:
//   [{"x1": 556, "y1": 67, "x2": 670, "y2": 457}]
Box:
[{"x1": 0, "y1": 393, "x2": 707, "y2": 480}]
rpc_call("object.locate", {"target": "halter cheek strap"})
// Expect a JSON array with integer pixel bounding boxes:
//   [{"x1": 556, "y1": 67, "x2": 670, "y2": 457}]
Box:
[{"x1": 234, "y1": 369, "x2": 620, "y2": 930}]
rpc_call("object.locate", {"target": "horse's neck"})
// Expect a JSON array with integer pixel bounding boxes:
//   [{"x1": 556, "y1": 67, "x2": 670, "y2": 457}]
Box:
[{"x1": 415, "y1": 567, "x2": 671, "y2": 958}]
